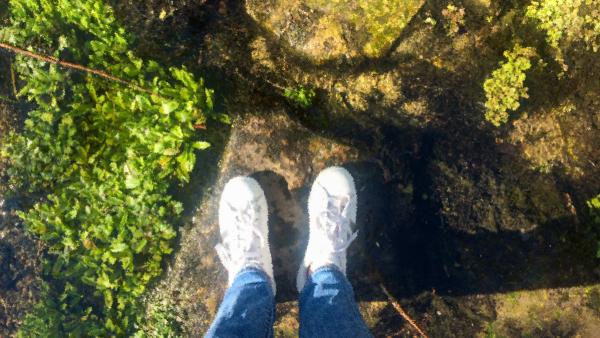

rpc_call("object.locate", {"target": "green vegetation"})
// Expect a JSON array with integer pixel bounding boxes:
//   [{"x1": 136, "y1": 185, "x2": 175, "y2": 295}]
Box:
[
  {"x1": 526, "y1": 0, "x2": 600, "y2": 52},
  {"x1": 484, "y1": 323, "x2": 500, "y2": 338},
  {"x1": 137, "y1": 299, "x2": 183, "y2": 338},
  {"x1": 441, "y1": 3, "x2": 465, "y2": 37},
  {"x1": 482, "y1": 1, "x2": 600, "y2": 126},
  {"x1": 284, "y1": 86, "x2": 315, "y2": 109},
  {"x1": 483, "y1": 45, "x2": 534, "y2": 127},
  {"x1": 0, "y1": 0, "x2": 224, "y2": 335},
  {"x1": 587, "y1": 194, "x2": 600, "y2": 258}
]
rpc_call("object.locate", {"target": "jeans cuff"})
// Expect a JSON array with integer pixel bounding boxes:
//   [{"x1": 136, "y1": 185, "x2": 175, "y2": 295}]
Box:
[
  {"x1": 311, "y1": 264, "x2": 343, "y2": 277},
  {"x1": 234, "y1": 266, "x2": 276, "y2": 295},
  {"x1": 300, "y1": 264, "x2": 345, "y2": 295}
]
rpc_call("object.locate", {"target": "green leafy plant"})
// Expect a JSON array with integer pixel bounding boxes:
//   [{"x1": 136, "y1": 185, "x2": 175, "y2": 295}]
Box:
[
  {"x1": 587, "y1": 194, "x2": 600, "y2": 258},
  {"x1": 15, "y1": 282, "x2": 65, "y2": 337},
  {"x1": 483, "y1": 45, "x2": 535, "y2": 127},
  {"x1": 284, "y1": 85, "x2": 316, "y2": 109},
  {"x1": 0, "y1": 0, "x2": 224, "y2": 335},
  {"x1": 135, "y1": 299, "x2": 183, "y2": 338},
  {"x1": 526, "y1": 0, "x2": 600, "y2": 53}
]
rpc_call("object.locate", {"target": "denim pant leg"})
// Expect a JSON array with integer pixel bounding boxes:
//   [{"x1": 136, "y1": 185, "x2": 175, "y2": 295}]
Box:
[
  {"x1": 299, "y1": 265, "x2": 373, "y2": 338},
  {"x1": 205, "y1": 267, "x2": 275, "y2": 338}
]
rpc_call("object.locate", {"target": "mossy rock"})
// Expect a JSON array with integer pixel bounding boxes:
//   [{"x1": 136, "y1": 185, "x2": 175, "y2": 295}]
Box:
[{"x1": 246, "y1": 0, "x2": 424, "y2": 62}]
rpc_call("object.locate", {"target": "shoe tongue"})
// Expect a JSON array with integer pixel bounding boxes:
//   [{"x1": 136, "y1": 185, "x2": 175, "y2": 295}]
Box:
[{"x1": 327, "y1": 195, "x2": 349, "y2": 215}]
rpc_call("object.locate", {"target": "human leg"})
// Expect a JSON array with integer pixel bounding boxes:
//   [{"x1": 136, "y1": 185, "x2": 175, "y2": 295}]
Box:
[
  {"x1": 205, "y1": 267, "x2": 275, "y2": 338},
  {"x1": 299, "y1": 265, "x2": 372, "y2": 338},
  {"x1": 296, "y1": 167, "x2": 372, "y2": 338},
  {"x1": 205, "y1": 176, "x2": 276, "y2": 338}
]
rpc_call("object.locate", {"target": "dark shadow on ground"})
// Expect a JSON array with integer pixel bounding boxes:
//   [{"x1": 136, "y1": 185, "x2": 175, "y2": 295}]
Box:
[
  {"x1": 342, "y1": 126, "x2": 599, "y2": 301},
  {"x1": 239, "y1": 142, "x2": 600, "y2": 305},
  {"x1": 251, "y1": 170, "x2": 308, "y2": 301}
]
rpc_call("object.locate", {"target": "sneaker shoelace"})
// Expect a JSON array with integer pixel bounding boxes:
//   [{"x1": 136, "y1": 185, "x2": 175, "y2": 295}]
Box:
[
  {"x1": 315, "y1": 184, "x2": 358, "y2": 260},
  {"x1": 215, "y1": 199, "x2": 265, "y2": 270}
]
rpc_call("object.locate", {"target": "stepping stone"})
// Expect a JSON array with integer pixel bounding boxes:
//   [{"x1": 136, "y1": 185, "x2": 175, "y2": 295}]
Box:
[{"x1": 150, "y1": 109, "x2": 399, "y2": 336}]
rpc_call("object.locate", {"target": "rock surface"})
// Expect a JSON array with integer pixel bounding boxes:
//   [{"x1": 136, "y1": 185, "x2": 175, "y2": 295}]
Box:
[
  {"x1": 148, "y1": 109, "x2": 410, "y2": 336},
  {"x1": 0, "y1": 207, "x2": 43, "y2": 334},
  {"x1": 0, "y1": 98, "x2": 43, "y2": 335},
  {"x1": 246, "y1": 0, "x2": 424, "y2": 61}
]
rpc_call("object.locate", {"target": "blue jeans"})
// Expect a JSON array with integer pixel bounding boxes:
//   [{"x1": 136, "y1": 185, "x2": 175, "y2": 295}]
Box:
[{"x1": 205, "y1": 266, "x2": 373, "y2": 338}]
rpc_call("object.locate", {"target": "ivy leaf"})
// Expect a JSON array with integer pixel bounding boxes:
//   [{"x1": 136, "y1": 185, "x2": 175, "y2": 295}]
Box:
[
  {"x1": 134, "y1": 239, "x2": 148, "y2": 253},
  {"x1": 51, "y1": 258, "x2": 64, "y2": 278},
  {"x1": 176, "y1": 149, "x2": 195, "y2": 180},
  {"x1": 125, "y1": 173, "x2": 140, "y2": 189},
  {"x1": 160, "y1": 101, "x2": 179, "y2": 115},
  {"x1": 97, "y1": 272, "x2": 115, "y2": 289},
  {"x1": 111, "y1": 242, "x2": 128, "y2": 253},
  {"x1": 175, "y1": 109, "x2": 190, "y2": 122},
  {"x1": 217, "y1": 113, "x2": 231, "y2": 124},
  {"x1": 205, "y1": 88, "x2": 214, "y2": 110},
  {"x1": 192, "y1": 141, "x2": 210, "y2": 150},
  {"x1": 104, "y1": 290, "x2": 114, "y2": 308},
  {"x1": 40, "y1": 112, "x2": 54, "y2": 123}
]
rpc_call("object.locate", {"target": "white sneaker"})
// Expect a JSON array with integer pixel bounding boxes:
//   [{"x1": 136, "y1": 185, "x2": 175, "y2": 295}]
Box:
[
  {"x1": 296, "y1": 166, "x2": 358, "y2": 292},
  {"x1": 215, "y1": 176, "x2": 275, "y2": 294}
]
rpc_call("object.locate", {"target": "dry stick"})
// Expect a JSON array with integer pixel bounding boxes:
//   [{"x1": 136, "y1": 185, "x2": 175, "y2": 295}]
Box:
[
  {"x1": 0, "y1": 42, "x2": 153, "y2": 95},
  {"x1": 365, "y1": 238, "x2": 429, "y2": 337},
  {"x1": 380, "y1": 283, "x2": 430, "y2": 338},
  {"x1": 10, "y1": 63, "x2": 18, "y2": 97}
]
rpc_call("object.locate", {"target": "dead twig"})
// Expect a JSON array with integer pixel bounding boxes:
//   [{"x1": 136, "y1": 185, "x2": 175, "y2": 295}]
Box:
[
  {"x1": 10, "y1": 62, "x2": 18, "y2": 97},
  {"x1": 380, "y1": 283, "x2": 430, "y2": 338},
  {"x1": 0, "y1": 41, "x2": 153, "y2": 95}
]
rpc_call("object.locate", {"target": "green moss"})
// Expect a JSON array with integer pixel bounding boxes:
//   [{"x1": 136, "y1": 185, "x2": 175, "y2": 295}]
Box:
[
  {"x1": 284, "y1": 86, "x2": 315, "y2": 109},
  {"x1": 306, "y1": 0, "x2": 424, "y2": 57},
  {"x1": 484, "y1": 322, "x2": 506, "y2": 338}
]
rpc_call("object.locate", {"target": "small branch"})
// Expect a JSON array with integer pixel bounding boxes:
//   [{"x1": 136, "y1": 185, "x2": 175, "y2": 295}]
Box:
[
  {"x1": 10, "y1": 63, "x2": 18, "y2": 97},
  {"x1": 0, "y1": 41, "x2": 153, "y2": 95},
  {"x1": 365, "y1": 241, "x2": 429, "y2": 337},
  {"x1": 380, "y1": 283, "x2": 430, "y2": 338}
]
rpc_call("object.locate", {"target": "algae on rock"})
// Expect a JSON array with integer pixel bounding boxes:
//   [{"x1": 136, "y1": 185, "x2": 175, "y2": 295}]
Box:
[{"x1": 246, "y1": 0, "x2": 424, "y2": 62}]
